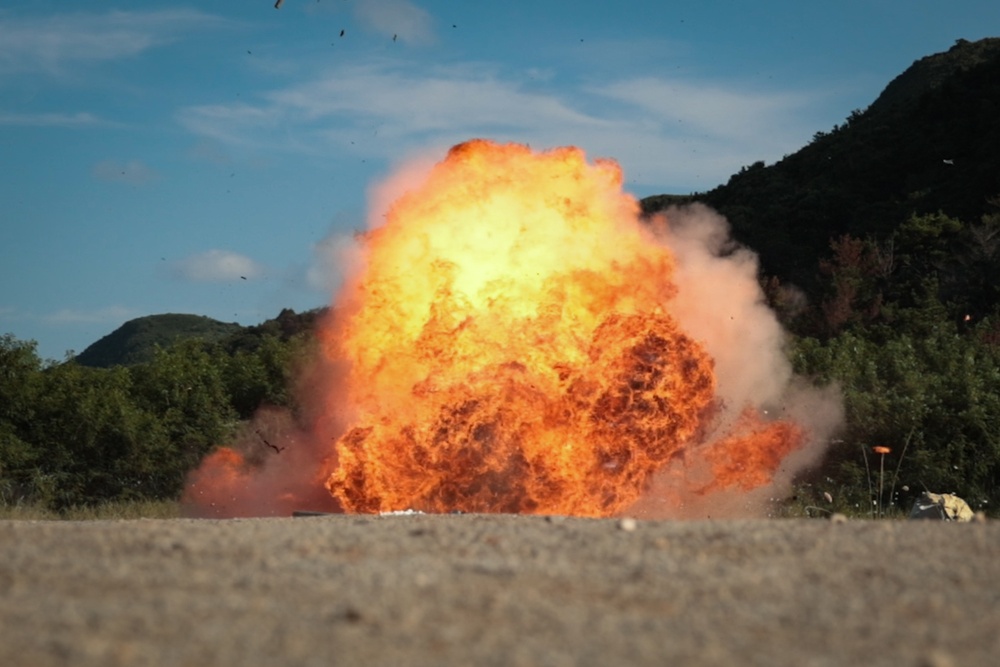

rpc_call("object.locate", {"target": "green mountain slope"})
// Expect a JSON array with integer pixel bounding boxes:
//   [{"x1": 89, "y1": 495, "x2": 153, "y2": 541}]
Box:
[
  {"x1": 73, "y1": 309, "x2": 328, "y2": 368},
  {"x1": 642, "y1": 37, "x2": 1000, "y2": 296},
  {"x1": 74, "y1": 314, "x2": 243, "y2": 367}
]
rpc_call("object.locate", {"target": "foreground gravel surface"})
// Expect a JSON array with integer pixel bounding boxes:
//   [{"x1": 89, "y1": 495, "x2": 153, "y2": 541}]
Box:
[{"x1": 1, "y1": 515, "x2": 998, "y2": 666}]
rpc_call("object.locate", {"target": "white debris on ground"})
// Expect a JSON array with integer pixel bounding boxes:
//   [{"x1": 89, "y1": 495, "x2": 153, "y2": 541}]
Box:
[
  {"x1": 379, "y1": 509, "x2": 426, "y2": 516},
  {"x1": 618, "y1": 517, "x2": 638, "y2": 532},
  {"x1": 908, "y1": 492, "x2": 974, "y2": 521}
]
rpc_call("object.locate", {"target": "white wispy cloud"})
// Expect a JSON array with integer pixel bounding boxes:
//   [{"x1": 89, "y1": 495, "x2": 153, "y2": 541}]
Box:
[
  {"x1": 589, "y1": 77, "x2": 821, "y2": 143},
  {"x1": 43, "y1": 305, "x2": 138, "y2": 325},
  {"x1": 91, "y1": 159, "x2": 159, "y2": 184},
  {"x1": 176, "y1": 103, "x2": 282, "y2": 148},
  {"x1": 0, "y1": 111, "x2": 104, "y2": 127},
  {"x1": 0, "y1": 9, "x2": 229, "y2": 76},
  {"x1": 176, "y1": 60, "x2": 831, "y2": 191},
  {"x1": 177, "y1": 62, "x2": 609, "y2": 156},
  {"x1": 271, "y1": 64, "x2": 605, "y2": 133},
  {"x1": 173, "y1": 250, "x2": 265, "y2": 283},
  {"x1": 354, "y1": 0, "x2": 435, "y2": 45}
]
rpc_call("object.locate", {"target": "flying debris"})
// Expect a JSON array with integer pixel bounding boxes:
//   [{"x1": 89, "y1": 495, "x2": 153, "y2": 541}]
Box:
[
  {"x1": 274, "y1": 0, "x2": 283, "y2": 8},
  {"x1": 340, "y1": 29, "x2": 345, "y2": 37},
  {"x1": 256, "y1": 430, "x2": 286, "y2": 454},
  {"x1": 240, "y1": 276, "x2": 247, "y2": 280},
  {"x1": 943, "y1": 159, "x2": 955, "y2": 165},
  {"x1": 393, "y1": 34, "x2": 397, "y2": 42}
]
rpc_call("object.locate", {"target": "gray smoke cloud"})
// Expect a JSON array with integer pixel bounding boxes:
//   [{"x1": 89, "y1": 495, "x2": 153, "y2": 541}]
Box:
[{"x1": 629, "y1": 203, "x2": 843, "y2": 518}]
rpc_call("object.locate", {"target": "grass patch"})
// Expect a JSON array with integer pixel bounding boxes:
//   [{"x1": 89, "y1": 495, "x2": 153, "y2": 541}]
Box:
[{"x1": 0, "y1": 499, "x2": 181, "y2": 521}]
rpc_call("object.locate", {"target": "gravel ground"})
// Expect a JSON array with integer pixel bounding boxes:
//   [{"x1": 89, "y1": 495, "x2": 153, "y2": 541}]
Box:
[{"x1": 1, "y1": 515, "x2": 997, "y2": 667}]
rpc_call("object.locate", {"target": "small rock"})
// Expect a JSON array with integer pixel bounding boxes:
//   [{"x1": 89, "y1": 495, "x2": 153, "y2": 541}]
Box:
[
  {"x1": 618, "y1": 517, "x2": 637, "y2": 532},
  {"x1": 920, "y1": 650, "x2": 956, "y2": 667},
  {"x1": 829, "y1": 513, "x2": 848, "y2": 524}
]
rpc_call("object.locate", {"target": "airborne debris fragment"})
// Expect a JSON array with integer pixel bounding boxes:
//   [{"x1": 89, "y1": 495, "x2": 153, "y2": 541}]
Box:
[{"x1": 255, "y1": 429, "x2": 285, "y2": 454}]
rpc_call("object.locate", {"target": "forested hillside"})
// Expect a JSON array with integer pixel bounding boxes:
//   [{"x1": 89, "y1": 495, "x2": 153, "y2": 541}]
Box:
[
  {"x1": 643, "y1": 37, "x2": 1000, "y2": 315},
  {"x1": 75, "y1": 309, "x2": 326, "y2": 368},
  {"x1": 75, "y1": 314, "x2": 243, "y2": 368}
]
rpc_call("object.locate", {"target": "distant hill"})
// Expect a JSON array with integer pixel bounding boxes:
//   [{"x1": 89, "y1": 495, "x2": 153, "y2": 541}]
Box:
[
  {"x1": 75, "y1": 314, "x2": 243, "y2": 367},
  {"x1": 642, "y1": 37, "x2": 1000, "y2": 296},
  {"x1": 73, "y1": 309, "x2": 328, "y2": 368}
]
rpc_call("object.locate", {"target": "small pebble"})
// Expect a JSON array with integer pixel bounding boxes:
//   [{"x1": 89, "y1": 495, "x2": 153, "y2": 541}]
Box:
[
  {"x1": 618, "y1": 517, "x2": 637, "y2": 532},
  {"x1": 920, "y1": 650, "x2": 956, "y2": 667}
]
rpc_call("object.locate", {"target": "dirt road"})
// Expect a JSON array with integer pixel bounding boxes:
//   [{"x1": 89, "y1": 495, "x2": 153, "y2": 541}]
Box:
[{"x1": 1, "y1": 515, "x2": 997, "y2": 666}]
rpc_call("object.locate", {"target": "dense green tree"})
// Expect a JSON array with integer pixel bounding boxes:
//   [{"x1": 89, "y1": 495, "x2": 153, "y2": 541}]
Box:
[
  {"x1": 23, "y1": 362, "x2": 172, "y2": 507},
  {"x1": 1, "y1": 328, "x2": 315, "y2": 509},
  {"x1": 793, "y1": 308, "x2": 1000, "y2": 514},
  {"x1": 0, "y1": 335, "x2": 43, "y2": 502},
  {"x1": 222, "y1": 334, "x2": 296, "y2": 419},
  {"x1": 130, "y1": 340, "x2": 238, "y2": 469}
]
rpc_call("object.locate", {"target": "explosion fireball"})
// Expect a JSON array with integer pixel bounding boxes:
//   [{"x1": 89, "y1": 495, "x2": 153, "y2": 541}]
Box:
[{"x1": 183, "y1": 139, "x2": 840, "y2": 518}]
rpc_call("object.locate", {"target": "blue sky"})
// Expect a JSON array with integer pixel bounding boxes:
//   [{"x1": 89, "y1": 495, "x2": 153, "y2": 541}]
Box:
[{"x1": 2, "y1": 1, "x2": 998, "y2": 360}]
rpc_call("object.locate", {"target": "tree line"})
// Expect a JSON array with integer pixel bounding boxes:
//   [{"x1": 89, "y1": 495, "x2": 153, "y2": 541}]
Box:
[{"x1": 0, "y1": 331, "x2": 306, "y2": 510}]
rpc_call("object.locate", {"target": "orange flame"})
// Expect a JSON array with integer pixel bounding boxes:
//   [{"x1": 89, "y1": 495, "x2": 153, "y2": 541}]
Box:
[
  {"x1": 700, "y1": 409, "x2": 805, "y2": 493},
  {"x1": 318, "y1": 139, "x2": 804, "y2": 516}
]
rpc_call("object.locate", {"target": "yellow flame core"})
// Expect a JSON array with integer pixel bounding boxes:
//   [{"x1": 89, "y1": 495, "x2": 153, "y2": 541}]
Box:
[{"x1": 323, "y1": 139, "x2": 793, "y2": 516}]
